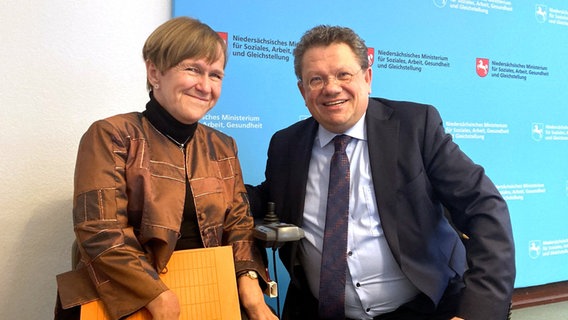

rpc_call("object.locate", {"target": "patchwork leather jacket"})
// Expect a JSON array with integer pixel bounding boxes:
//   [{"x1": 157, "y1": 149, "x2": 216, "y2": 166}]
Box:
[{"x1": 56, "y1": 112, "x2": 265, "y2": 320}]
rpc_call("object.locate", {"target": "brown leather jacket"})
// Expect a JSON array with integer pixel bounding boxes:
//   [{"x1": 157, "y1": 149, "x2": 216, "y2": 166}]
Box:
[{"x1": 56, "y1": 112, "x2": 266, "y2": 320}]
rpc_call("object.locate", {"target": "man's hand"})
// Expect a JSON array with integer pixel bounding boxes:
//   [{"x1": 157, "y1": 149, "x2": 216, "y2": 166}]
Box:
[
  {"x1": 146, "y1": 290, "x2": 180, "y2": 320},
  {"x1": 238, "y1": 275, "x2": 278, "y2": 320}
]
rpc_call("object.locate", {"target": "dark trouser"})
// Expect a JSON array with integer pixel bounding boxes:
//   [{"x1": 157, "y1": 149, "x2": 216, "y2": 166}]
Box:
[
  {"x1": 283, "y1": 267, "x2": 463, "y2": 320},
  {"x1": 361, "y1": 288, "x2": 460, "y2": 320}
]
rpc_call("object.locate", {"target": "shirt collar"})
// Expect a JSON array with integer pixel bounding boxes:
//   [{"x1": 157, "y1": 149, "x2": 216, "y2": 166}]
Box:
[{"x1": 317, "y1": 112, "x2": 367, "y2": 148}]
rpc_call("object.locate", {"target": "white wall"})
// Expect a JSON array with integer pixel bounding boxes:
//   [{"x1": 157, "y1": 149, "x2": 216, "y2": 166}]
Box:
[{"x1": 0, "y1": 1, "x2": 171, "y2": 318}]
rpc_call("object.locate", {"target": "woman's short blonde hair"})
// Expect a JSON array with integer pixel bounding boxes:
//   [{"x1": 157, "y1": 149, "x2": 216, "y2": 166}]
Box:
[{"x1": 142, "y1": 16, "x2": 227, "y2": 90}]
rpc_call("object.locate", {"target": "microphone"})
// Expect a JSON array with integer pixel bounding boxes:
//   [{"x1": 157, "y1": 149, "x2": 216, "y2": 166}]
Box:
[
  {"x1": 253, "y1": 202, "x2": 304, "y2": 307},
  {"x1": 263, "y1": 202, "x2": 279, "y2": 224},
  {"x1": 253, "y1": 202, "x2": 305, "y2": 248}
]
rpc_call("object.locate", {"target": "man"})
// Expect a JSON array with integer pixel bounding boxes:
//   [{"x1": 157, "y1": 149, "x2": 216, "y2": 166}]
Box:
[{"x1": 246, "y1": 25, "x2": 515, "y2": 320}]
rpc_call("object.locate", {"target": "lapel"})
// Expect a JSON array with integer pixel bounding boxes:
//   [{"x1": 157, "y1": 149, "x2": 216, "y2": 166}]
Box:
[
  {"x1": 365, "y1": 98, "x2": 402, "y2": 263},
  {"x1": 285, "y1": 118, "x2": 318, "y2": 227}
]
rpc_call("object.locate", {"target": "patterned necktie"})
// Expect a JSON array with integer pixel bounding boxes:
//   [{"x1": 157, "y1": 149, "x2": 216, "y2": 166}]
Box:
[{"x1": 318, "y1": 134, "x2": 352, "y2": 320}]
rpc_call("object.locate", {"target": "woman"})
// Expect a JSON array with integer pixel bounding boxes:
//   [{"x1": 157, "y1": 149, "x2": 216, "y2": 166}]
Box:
[{"x1": 55, "y1": 17, "x2": 276, "y2": 320}]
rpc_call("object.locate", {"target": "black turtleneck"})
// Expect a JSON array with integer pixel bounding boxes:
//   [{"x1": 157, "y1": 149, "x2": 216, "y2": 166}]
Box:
[
  {"x1": 143, "y1": 91, "x2": 198, "y2": 147},
  {"x1": 143, "y1": 92, "x2": 204, "y2": 250}
]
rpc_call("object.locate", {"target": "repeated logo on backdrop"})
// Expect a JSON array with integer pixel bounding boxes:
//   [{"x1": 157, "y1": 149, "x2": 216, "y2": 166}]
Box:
[
  {"x1": 217, "y1": 32, "x2": 228, "y2": 44},
  {"x1": 476, "y1": 58, "x2": 489, "y2": 77},
  {"x1": 536, "y1": 4, "x2": 548, "y2": 22},
  {"x1": 535, "y1": 4, "x2": 568, "y2": 25}
]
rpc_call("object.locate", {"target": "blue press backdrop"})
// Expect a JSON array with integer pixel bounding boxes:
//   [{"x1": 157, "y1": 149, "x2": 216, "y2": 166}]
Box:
[{"x1": 174, "y1": 0, "x2": 568, "y2": 311}]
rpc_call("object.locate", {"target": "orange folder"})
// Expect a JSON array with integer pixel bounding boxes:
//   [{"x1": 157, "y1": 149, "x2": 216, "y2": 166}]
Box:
[{"x1": 80, "y1": 246, "x2": 241, "y2": 320}]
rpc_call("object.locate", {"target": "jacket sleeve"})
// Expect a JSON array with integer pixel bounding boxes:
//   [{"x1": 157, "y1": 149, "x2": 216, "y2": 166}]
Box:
[
  {"x1": 71, "y1": 120, "x2": 168, "y2": 320},
  {"x1": 218, "y1": 137, "x2": 269, "y2": 283},
  {"x1": 421, "y1": 105, "x2": 516, "y2": 319}
]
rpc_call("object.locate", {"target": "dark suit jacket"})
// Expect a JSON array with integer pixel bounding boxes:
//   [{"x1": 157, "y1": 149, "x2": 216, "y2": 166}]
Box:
[{"x1": 247, "y1": 97, "x2": 515, "y2": 320}]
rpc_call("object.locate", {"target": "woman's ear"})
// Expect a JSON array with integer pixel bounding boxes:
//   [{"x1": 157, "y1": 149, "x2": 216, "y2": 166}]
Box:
[{"x1": 145, "y1": 60, "x2": 160, "y2": 88}]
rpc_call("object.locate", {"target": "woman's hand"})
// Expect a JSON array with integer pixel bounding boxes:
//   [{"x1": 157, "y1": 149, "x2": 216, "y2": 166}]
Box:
[
  {"x1": 238, "y1": 275, "x2": 279, "y2": 320},
  {"x1": 146, "y1": 290, "x2": 180, "y2": 320}
]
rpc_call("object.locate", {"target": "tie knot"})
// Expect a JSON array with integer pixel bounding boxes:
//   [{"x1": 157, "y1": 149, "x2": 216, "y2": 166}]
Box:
[{"x1": 333, "y1": 134, "x2": 352, "y2": 153}]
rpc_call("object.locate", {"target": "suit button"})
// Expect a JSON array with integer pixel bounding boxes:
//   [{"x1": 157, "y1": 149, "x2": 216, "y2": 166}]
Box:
[{"x1": 356, "y1": 282, "x2": 361, "y2": 287}]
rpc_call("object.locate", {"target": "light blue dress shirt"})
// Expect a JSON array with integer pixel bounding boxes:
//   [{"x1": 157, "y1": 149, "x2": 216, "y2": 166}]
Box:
[{"x1": 298, "y1": 114, "x2": 419, "y2": 319}]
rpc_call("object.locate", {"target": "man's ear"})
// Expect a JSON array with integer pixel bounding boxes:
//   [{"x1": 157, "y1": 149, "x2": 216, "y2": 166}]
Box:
[
  {"x1": 364, "y1": 67, "x2": 373, "y2": 95},
  {"x1": 297, "y1": 80, "x2": 307, "y2": 102}
]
